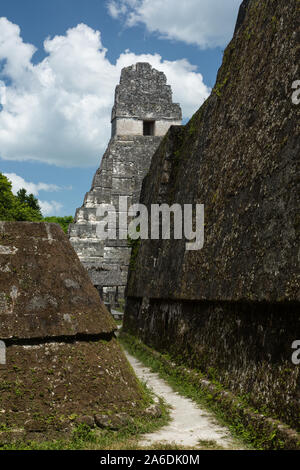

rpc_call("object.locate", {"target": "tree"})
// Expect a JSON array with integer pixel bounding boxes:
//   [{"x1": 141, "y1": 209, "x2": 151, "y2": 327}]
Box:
[
  {"x1": 16, "y1": 189, "x2": 41, "y2": 212},
  {"x1": 15, "y1": 188, "x2": 43, "y2": 220},
  {"x1": 0, "y1": 173, "x2": 43, "y2": 222},
  {"x1": 0, "y1": 173, "x2": 16, "y2": 221},
  {"x1": 0, "y1": 173, "x2": 74, "y2": 228},
  {"x1": 43, "y1": 216, "x2": 74, "y2": 233}
]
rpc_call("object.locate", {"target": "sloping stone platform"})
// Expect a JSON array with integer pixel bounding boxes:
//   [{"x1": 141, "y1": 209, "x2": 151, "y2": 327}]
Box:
[{"x1": 0, "y1": 222, "x2": 144, "y2": 438}]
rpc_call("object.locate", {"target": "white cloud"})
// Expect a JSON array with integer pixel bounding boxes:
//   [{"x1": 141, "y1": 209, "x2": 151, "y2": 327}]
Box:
[
  {"x1": 0, "y1": 18, "x2": 210, "y2": 168},
  {"x1": 3, "y1": 172, "x2": 62, "y2": 195},
  {"x1": 39, "y1": 200, "x2": 63, "y2": 216},
  {"x1": 0, "y1": 18, "x2": 36, "y2": 80},
  {"x1": 107, "y1": 0, "x2": 241, "y2": 48},
  {"x1": 4, "y1": 172, "x2": 64, "y2": 216},
  {"x1": 108, "y1": 1, "x2": 127, "y2": 18}
]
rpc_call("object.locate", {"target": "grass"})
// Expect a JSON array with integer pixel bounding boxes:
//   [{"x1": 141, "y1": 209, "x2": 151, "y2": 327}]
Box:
[
  {"x1": 119, "y1": 332, "x2": 254, "y2": 450},
  {"x1": 4, "y1": 329, "x2": 284, "y2": 451},
  {"x1": 119, "y1": 333, "x2": 300, "y2": 450},
  {"x1": 0, "y1": 401, "x2": 227, "y2": 451},
  {"x1": 0, "y1": 337, "x2": 240, "y2": 451},
  {"x1": 0, "y1": 379, "x2": 171, "y2": 450}
]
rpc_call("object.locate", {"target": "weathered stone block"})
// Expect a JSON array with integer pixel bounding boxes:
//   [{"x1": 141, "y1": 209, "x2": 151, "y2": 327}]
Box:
[{"x1": 0, "y1": 222, "x2": 143, "y2": 437}]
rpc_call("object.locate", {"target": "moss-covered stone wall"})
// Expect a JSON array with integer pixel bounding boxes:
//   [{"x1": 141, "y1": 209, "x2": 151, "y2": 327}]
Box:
[{"x1": 124, "y1": 0, "x2": 300, "y2": 431}]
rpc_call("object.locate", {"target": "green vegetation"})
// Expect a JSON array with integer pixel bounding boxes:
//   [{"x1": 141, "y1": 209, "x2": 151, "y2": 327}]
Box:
[
  {"x1": 119, "y1": 333, "x2": 299, "y2": 451},
  {"x1": 0, "y1": 173, "x2": 74, "y2": 230},
  {"x1": 117, "y1": 298, "x2": 125, "y2": 312},
  {"x1": 213, "y1": 72, "x2": 230, "y2": 98},
  {"x1": 0, "y1": 428, "x2": 218, "y2": 451},
  {"x1": 0, "y1": 173, "x2": 43, "y2": 222},
  {"x1": 127, "y1": 226, "x2": 141, "y2": 271},
  {"x1": 43, "y1": 216, "x2": 74, "y2": 233},
  {"x1": 244, "y1": 26, "x2": 252, "y2": 41},
  {"x1": 0, "y1": 380, "x2": 171, "y2": 450}
]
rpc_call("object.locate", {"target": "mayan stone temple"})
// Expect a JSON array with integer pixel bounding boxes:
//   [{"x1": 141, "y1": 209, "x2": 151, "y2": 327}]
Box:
[{"x1": 69, "y1": 62, "x2": 182, "y2": 307}]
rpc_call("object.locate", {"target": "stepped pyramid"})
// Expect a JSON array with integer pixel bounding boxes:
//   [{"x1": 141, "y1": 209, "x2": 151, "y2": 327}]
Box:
[{"x1": 69, "y1": 63, "x2": 182, "y2": 307}]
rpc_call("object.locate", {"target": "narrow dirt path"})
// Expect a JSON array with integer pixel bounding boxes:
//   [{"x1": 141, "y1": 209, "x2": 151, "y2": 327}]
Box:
[{"x1": 125, "y1": 351, "x2": 244, "y2": 450}]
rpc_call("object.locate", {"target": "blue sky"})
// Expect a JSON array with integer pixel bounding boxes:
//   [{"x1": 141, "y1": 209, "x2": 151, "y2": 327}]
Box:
[{"x1": 0, "y1": 0, "x2": 242, "y2": 217}]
